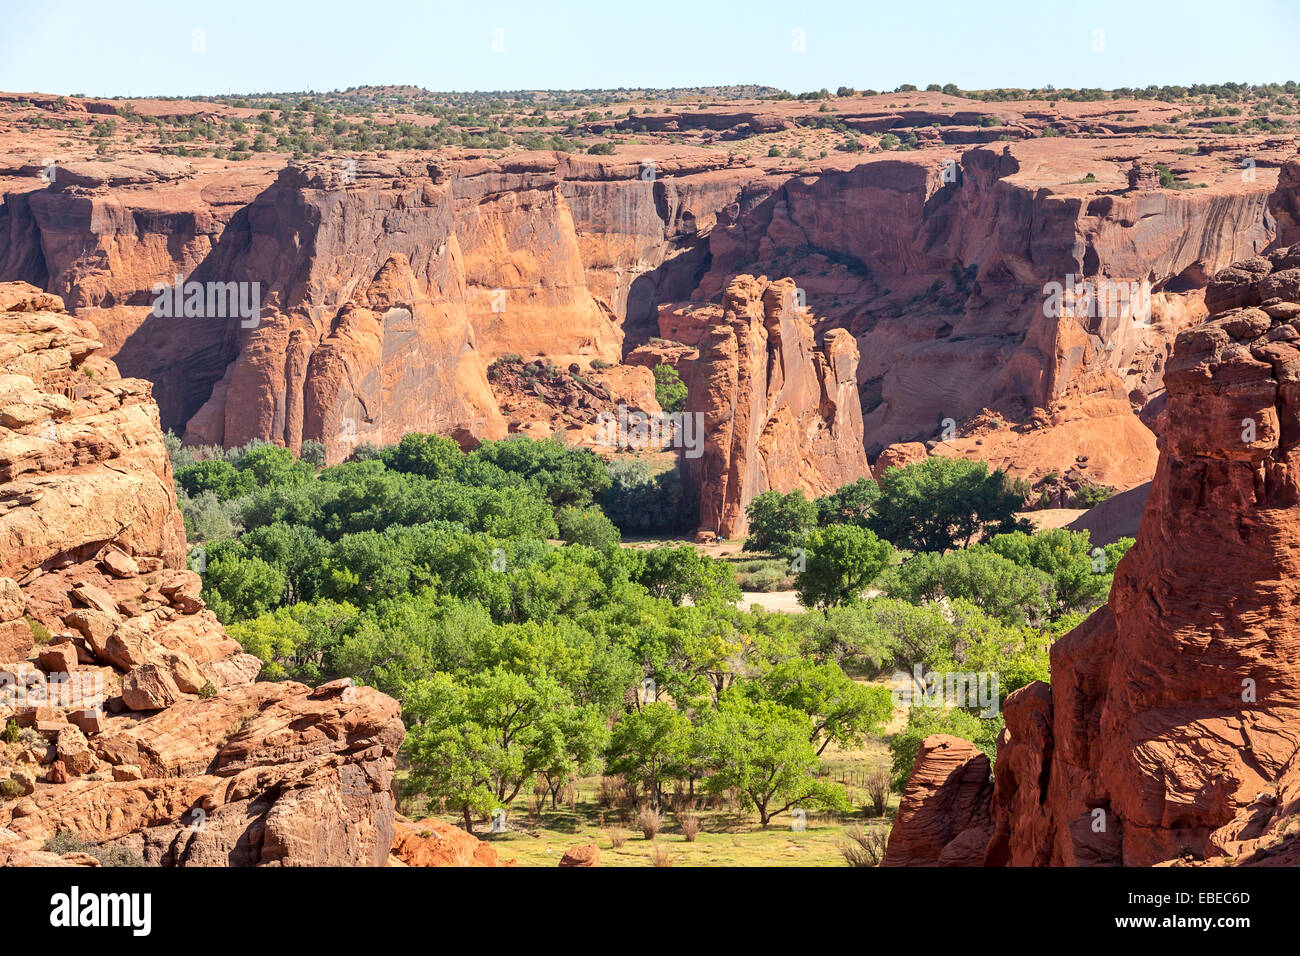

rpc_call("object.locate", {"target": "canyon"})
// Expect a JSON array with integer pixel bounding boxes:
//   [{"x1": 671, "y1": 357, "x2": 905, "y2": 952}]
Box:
[
  {"x1": 6, "y1": 85, "x2": 1300, "y2": 870},
  {"x1": 3, "y1": 91, "x2": 1298, "y2": 535}
]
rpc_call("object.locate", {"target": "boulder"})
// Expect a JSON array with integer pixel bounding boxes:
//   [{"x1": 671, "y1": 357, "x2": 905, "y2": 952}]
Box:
[
  {"x1": 389, "y1": 817, "x2": 512, "y2": 867},
  {"x1": 37, "y1": 643, "x2": 77, "y2": 674},
  {"x1": 558, "y1": 843, "x2": 601, "y2": 867},
  {"x1": 0, "y1": 577, "x2": 24, "y2": 622}
]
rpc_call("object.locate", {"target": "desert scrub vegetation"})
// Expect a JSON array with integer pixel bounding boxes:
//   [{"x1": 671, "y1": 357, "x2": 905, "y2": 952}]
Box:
[
  {"x1": 840, "y1": 824, "x2": 890, "y2": 867},
  {"x1": 42, "y1": 831, "x2": 150, "y2": 867}
]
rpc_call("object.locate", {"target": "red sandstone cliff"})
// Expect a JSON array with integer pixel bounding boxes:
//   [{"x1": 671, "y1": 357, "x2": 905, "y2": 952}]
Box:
[{"x1": 4, "y1": 141, "x2": 1291, "y2": 489}]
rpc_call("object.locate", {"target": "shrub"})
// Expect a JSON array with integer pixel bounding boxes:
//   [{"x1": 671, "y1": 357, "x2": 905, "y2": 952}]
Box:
[
  {"x1": 864, "y1": 768, "x2": 891, "y2": 816},
  {"x1": 652, "y1": 364, "x2": 687, "y2": 413},
  {"x1": 180, "y1": 489, "x2": 244, "y2": 544},
  {"x1": 556, "y1": 505, "x2": 621, "y2": 550},
  {"x1": 299, "y1": 440, "x2": 326, "y2": 466},
  {"x1": 41, "y1": 830, "x2": 148, "y2": 866},
  {"x1": 607, "y1": 826, "x2": 629, "y2": 849},
  {"x1": 650, "y1": 843, "x2": 672, "y2": 867},
  {"x1": 678, "y1": 810, "x2": 701, "y2": 842},
  {"x1": 2, "y1": 720, "x2": 20, "y2": 744},
  {"x1": 25, "y1": 616, "x2": 51, "y2": 644},
  {"x1": 840, "y1": 824, "x2": 889, "y2": 866},
  {"x1": 598, "y1": 775, "x2": 625, "y2": 809},
  {"x1": 1072, "y1": 482, "x2": 1115, "y2": 508},
  {"x1": 0, "y1": 778, "x2": 25, "y2": 801},
  {"x1": 638, "y1": 806, "x2": 663, "y2": 840},
  {"x1": 743, "y1": 566, "x2": 790, "y2": 592}
]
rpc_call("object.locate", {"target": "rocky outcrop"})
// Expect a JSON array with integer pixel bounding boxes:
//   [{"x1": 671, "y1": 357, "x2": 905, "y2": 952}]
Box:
[
  {"x1": 0, "y1": 283, "x2": 406, "y2": 866},
  {"x1": 1128, "y1": 161, "x2": 1160, "y2": 192},
  {"x1": 1271, "y1": 158, "x2": 1300, "y2": 248},
  {"x1": 682, "y1": 275, "x2": 870, "y2": 538},
  {"x1": 2, "y1": 152, "x2": 748, "y2": 461},
  {"x1": 871, "y1": 441, "x2": 928, "y2": 479},
  {"x1": 882, "y1": 735, "x2": 994, "y2": 867},
  {"x1": 699, "y1": 145, "x2": 1275, "y2": 469},
  {"x1": 986, "y1": 244, "x2": 1300, "y2": 866},
  {"x1": 388, "y1": 816, "x2": 513, "y2": 867}
]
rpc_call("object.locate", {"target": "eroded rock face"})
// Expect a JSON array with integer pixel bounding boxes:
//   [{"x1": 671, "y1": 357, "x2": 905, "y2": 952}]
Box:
[
  {"x1": 987, "y1": 244, "x2": 1300, "y2": 866},
  {"x1": 2, "y1": 153, "x2": 742, "y2": 461},
  {"x1": 5, "y1": 142, "x2": 1288, "y2": 489},
  {"x1": 681, "y1": 275, "x2": 870, "y2": 538},
  {"x1": 882, "y1": 735, "x2": 994, "y2": 867},
  {"x1": 0, "y1": 285, "x2": 407, "y2": 866},
  {"x1": 1272, "y1": 159, "x2": 1300, "y2": 248}
]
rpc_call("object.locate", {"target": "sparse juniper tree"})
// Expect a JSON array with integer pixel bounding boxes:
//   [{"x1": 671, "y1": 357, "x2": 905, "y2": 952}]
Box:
[{"x1": 652, "y1": 363, "x2": 687, "y2": 412}]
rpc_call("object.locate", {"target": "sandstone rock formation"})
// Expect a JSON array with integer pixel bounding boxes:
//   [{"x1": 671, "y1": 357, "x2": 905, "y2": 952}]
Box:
[
  {"x1": 0, "y1": 283, "x2": 409, "y2": 866},
  {"x1": 881, "y1": 735, "x2": 993, "y2": 867},
  {"x1": 1271, "y1": 158, "x2": 1300, "y2": 248},
  {"x1": 681, "y1": 276, "x2": 869, "y2": 538},
  {"x1": 557, "y1": 843, "x2": 601, "y2": 867},
  {"x1": 1, "y1": 152, "x2": 737, "y2": 461},
  {"x1": 388, "y1": 816, "x2": 513, "y2": 867},
  {"x1": 986, "y1": 244, "x2": 1300, "y2": 866},
  {"x1": 871, "y1": 441, "x2": 928, "y2": 480},
  {"x1": 697, "y1": 142, "x2": 1274, "y2": 467}
]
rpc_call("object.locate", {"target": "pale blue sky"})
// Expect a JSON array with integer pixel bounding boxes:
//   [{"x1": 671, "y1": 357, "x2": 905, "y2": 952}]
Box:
[{"x1": 2, "y1": 0, "x2": 1296, "y2": 98}]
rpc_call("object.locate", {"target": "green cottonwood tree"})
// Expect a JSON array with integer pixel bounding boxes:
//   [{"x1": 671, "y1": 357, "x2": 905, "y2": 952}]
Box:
[
  {"x1": 698, "y1": 696, "x2": 849, "y2": 826},
  {"x1": 795, "y1": 524, "x2": 894, "y2": 610}
]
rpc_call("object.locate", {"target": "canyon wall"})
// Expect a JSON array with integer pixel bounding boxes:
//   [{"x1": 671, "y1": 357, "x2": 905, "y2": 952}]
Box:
[
  {"x1": 0, "y1": 152, "x2": 757, "y2": 463},
  {"x1": 0, "y1": 282, "x2": 405, "y2": 866},
  {"x1": 0, "y1": 143, "x2": 1292, "y2": 495},
  {"x1": 699, "y1": 145, "x2": 1275, "y2": 463}
]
